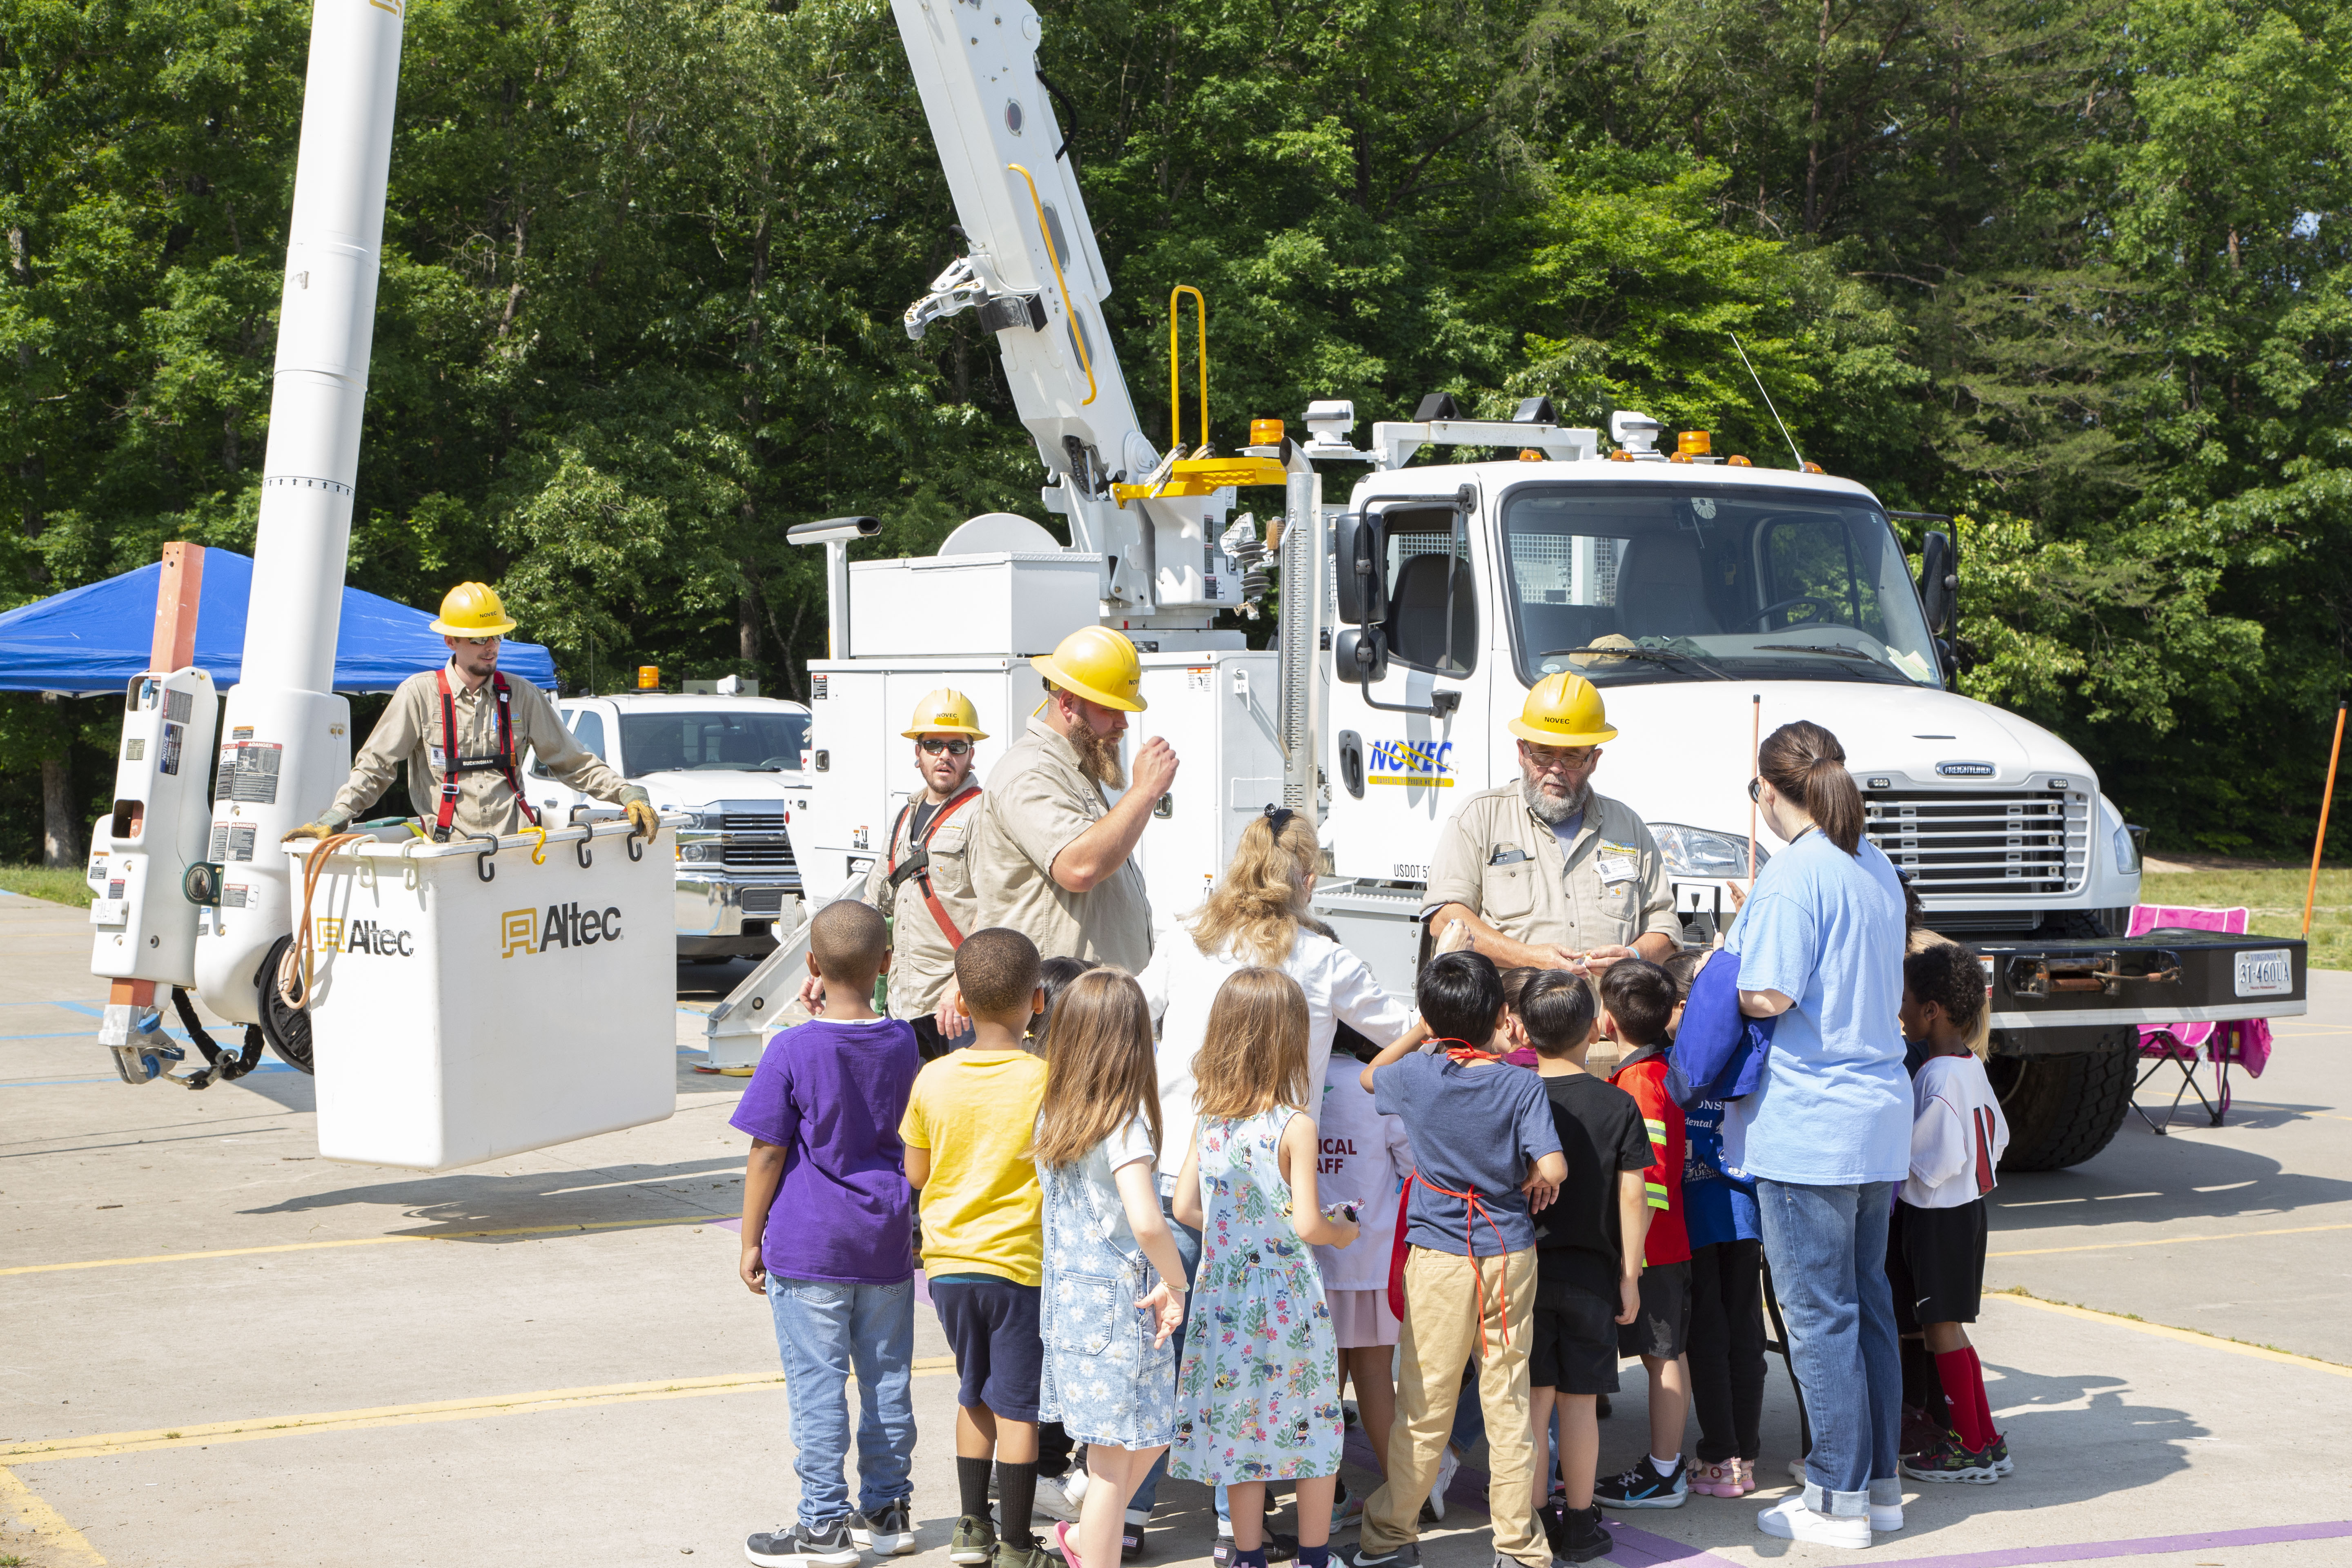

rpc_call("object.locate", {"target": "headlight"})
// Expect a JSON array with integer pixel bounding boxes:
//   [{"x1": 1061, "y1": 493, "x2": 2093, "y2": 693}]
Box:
[
  {"x1": 679, "y1": 842, "x2": 717, "y2": 863},
  {"x1": 1650, "y1": 824, "x2": 1766, "y2": 880},
  {"x1": 2113, "y1": 822, "x2": 2141, "y2": 875}
]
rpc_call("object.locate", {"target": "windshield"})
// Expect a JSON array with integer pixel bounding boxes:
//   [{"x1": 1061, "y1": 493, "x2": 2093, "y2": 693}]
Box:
[
  {"x1": 617, "y1": 710, "x2": 808, "y2": 775},
  {"x1": 1498, "y1": 482, "x2": 1941, "y2": 688}
]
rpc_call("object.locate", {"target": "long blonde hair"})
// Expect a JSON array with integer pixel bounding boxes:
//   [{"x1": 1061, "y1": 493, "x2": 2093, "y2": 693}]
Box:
[
  {"x1": 1192, "y1": 967, "x2": 1311, "y2": 1120},
  {"x1": 1188, "y1": 812, "x2": 1324, "y2": 967},
  {"x1": 1028, "y1": 969, "x2": 1162, "y2": 1169}
]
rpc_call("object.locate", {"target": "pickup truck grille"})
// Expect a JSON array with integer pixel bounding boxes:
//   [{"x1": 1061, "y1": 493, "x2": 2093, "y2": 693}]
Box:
[
  {"x1": 1863, "y1": 787, "x2": 2088, "y2": 897},
  {"x1": 706, "y1": 811, "x2": 798, "y2": 885}
]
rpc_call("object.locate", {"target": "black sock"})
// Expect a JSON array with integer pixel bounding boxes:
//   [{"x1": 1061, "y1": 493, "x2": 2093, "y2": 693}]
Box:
[
  {"x1": 998, "y1": 1460, "x2": 1039, "y2": 1549},
  {"x1": 957, "y1": 1456, "x2": 992, "y2": 1523},
  {"x1": 1299, "y1": 1546, "x2": 1331, "y2": 1568},
  {"x1": 1235, "y1": 1551, "x2": 1269, "y2": 1568}
]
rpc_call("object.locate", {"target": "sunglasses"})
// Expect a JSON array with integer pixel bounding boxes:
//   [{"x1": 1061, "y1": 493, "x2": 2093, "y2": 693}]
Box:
[
  {"x1": 919, "y1": 738, "x2": 973, "y2": 756},
  {"x1": 1524, "y1": 744, "x2": 1598, "y2": 770},
  {"x1": 1748, "y1": 776, "x2": 1764, "y2": 802},
  {"x1": 456, "y1": 636, "x2": 501, "y2": 648}
]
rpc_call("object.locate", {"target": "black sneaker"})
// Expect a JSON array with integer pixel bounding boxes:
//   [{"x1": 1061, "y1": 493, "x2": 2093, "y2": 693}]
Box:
[
  {"x1": 1594, "y1": 1456, "x2": 1689, "y2": 1510},
  {"x1": 1120, "y1": 1508, "x2": 1147, "y2": 1561},
  {"x1": 851, "y1": 1501, "x2": 917, "y2": 1556},
  {"x1": 1211, "y1": 1532, "x2": 1299, "y2": 1567},
  {"x1": 1348, "y1": 1545, "x2": 1419, "y2": 1568},
  {"x1": 746, "y1": 1519, "x2": 863, "y2": 1568},
  {"x1": 1552, "y1": 1505, "x2": 1612, "y2": 1565}
]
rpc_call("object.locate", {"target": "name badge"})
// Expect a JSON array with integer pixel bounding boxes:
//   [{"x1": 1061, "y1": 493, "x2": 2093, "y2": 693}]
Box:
[
  {"x1": 428, "y1": 745, "x2": 447, "y2": 769},
  {"x1": 1597, "y1": 855, "x2": 1637, "y2": 884}
]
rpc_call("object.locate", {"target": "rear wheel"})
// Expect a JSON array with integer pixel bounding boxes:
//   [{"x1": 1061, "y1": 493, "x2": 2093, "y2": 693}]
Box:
[{"x1": 1986, "y1": 1031, "x2": 2135, "y2": 1171}]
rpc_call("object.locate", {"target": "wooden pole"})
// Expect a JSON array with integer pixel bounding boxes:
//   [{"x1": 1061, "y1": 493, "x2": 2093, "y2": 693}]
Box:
[
  {"x1": 2304, "y1": 700, "x2": 2346, "y2": 936},
  {"x1": 1747, "y1": 694, "x2": 1762, "y2": 882},
  {"x1": 111, "y1": 541, "x2": 207, "y2": 1017}
]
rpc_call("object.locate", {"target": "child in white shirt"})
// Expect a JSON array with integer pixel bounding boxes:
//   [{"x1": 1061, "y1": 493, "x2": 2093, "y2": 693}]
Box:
[
  {"x1": 1893, "y1": 942, "x2": 2011, "y2": 1486},
  {"x1": 1311, "y1": 1050, "x2": 1415, "y2": 1488}
]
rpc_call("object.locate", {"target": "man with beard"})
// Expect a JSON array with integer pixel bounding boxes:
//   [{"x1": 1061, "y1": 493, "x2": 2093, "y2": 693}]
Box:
[
  {"x1": 799, "y1": 689, "x2": 989, "y2": 1060},
  {"x1": 968, "y1": 626, "x2": 1174, "y2": 977},
  {"x1": 1423, "y1": 671, "x2": 1678, "y2": 980}
]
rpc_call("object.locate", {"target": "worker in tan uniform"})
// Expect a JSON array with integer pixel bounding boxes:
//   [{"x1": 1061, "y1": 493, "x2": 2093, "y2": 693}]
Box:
[
  {"x1": 284, "y1": 582, "x2": 657, "y2": 843},
  {"x1": 1424, "y1": 671, "x2": 1679, "y2": 979},
  {"x1": 798, "y1": 689, "x2": 987, "y2": 1060},
  {"x1": 967, "y1": 626, "x2": 1174, "y2": 978}
]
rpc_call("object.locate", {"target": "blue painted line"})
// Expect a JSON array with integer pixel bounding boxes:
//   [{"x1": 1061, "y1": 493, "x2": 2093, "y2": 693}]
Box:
[
  {"x1": 51, "y1": 1000, "x2": 103, "y2": 1018},
  {"x1": 2, "y1": 1063, "x2": 297, "y2": 1088}
]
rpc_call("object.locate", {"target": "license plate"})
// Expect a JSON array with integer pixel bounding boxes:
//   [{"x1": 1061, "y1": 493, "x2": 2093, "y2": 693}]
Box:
[{"x1": 2234, "y1": 949, "x2": 2294, "y2": 997}]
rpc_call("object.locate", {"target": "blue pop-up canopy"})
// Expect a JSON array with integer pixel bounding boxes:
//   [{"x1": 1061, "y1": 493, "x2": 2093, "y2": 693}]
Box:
[{"x1": 0, "y1": 551, "x2": 558, "y2": 695}]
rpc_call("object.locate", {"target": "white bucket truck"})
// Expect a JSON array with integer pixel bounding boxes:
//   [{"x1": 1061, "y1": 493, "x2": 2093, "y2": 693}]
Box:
[{"x1": 724, "y1": 0, "x2": 2310, "y2": 1169}]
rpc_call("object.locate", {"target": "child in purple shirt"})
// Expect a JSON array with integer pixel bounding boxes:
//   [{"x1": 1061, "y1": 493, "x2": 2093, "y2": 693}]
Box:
[{"x1": 734, "y1": 901, "x2": 922, "y2": 1567}]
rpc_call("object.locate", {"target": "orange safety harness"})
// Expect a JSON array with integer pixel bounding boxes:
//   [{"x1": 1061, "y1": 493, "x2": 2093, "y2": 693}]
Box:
[
  {"x1": 885, "y1": 786, "x2": 980, "y2": 947},
  {"x1": 1384, "y1": 1039, "x2": 1519, "y2": 1351},
  {"x1": 433, "y1": 669, "x2": 539, "y2": 842}
]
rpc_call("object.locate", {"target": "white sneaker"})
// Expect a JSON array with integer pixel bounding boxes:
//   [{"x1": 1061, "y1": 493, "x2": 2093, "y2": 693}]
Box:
[
  {"x1": 1868, "y1": 1479, "x2": 1904, "y2": 1533},
  {"x1": 1423, "y1": 1446, "x2": 1461, "y2": 1522},
  {"x1": 1757, "y1": 1496, "x2": 1871, "y2": 1549},
  {"x1": 1063, "y1": 1466, "x2": 1091, "y2": 1510}
]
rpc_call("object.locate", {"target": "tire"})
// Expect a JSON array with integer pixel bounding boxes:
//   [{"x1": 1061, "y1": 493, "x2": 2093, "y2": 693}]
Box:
[
  {"x1": 255, "y1": 933, "x2": 315, "y2": 1075},
  {"x1": 1985, "y1": 1033, "x2": 2135, "y2": 1171},
  {"x1": 2034, "y1": 909, "x2": 2113, "y2": 939}
]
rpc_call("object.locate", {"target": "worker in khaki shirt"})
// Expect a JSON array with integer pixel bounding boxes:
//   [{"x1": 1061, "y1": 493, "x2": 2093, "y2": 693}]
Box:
[
  {"x1": 285, "y1": 583, "x2": 657, "y2": 842},
  {"x1": 967, "y1": 626, "x2": 1174, "y2": 982},
  {"x1": 799, "y1": 689, "x2": 987, "y2": 1060},
  {"x1": 1425, "y1": 671, "x2": 1679, "y2": 979}
]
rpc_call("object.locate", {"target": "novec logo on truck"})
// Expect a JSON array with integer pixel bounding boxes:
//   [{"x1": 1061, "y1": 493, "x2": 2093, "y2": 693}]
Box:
[{"x1": 1367, "y1": 739, "x2": 1454, "y2": 787}]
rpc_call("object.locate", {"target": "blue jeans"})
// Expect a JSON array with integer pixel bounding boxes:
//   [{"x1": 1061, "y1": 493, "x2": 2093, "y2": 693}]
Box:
[
  {"x1": 767, "y1": 1273, "x2": 918, "y2": 1529},
  {"x1": 1129, "y1": 1186, "x2": 1203, "y2": 1516},
  {"x1": 1756, "y1": 1180, "x2": 1900, "y2": 1516}
]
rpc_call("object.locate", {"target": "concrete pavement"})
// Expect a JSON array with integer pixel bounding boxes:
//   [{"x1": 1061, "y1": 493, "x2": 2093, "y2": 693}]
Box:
[{"x1": 4, "y1": 889, "x2": 2349, "y2": 1567}]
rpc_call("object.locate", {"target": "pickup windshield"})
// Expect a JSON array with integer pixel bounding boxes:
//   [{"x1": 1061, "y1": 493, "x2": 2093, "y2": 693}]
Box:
[
  {"x1": 1499, "y1": 482, "x2": 1941, "y2": 688},
  {"x1": 618, "y1": 710, "x2": 808, "y2": 775}
]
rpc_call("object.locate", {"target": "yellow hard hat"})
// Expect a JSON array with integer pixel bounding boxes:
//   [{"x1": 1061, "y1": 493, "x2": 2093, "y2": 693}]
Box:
[
  {"x1": 428, "y1": 581, "x2": 517, "y2": 637},
  {"x1": 1030, "y1": 626, "x2": 1147, "y2": 712},
  {"x1": 1507, "y1": 671, "x2": 1618, "y2": 746},
  {"x1": 902, "y1": 688, "x2": 989, "y2": 740}
]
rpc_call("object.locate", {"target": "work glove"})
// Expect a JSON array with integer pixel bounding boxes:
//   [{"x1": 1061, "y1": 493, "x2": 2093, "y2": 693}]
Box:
[
  {"x1": 281, "y1": 809, "x2": 352, "y2": 844},
  {"x1": 618, "y1": 785, "x2": 659, "y2": 840}
]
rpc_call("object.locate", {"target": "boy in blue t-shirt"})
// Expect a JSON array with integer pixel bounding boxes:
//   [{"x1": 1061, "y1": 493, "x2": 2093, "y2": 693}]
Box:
[
  {"x1": 1353, "y1": 952, "x2": 1567, "y2": 1568},
  {"x1": 1664, "y1": 950, "x2": 1766, "y2": 1501},
  {"x1": 732, "y1": 900, "x2": 923, "y2": 1568}
]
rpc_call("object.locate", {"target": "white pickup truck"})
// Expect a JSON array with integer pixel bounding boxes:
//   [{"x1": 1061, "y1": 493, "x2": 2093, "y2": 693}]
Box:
[{"x1": 530, "y1": 692, "x2": 810, "y2": 960}]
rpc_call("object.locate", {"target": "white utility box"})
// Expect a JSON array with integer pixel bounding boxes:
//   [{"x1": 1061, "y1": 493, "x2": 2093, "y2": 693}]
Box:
[
  {"x1": 290, "y1": 816, "x2": 677, "y2": 1170},
  {"x1": 91, "y1": 668, "x2": 220, "y2": 989},
  {"x1": 848, "y1": 552, "x2": 1104, "y2": 657}
]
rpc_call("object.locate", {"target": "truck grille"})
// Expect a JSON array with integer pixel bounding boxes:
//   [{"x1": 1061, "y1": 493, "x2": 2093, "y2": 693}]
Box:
[
  {"x1": 709, "y1": 811, "x2": 798, "y2": 885},
  {"x1": 1863, "y1": 787, "x2": 2088, "y2": 897}
]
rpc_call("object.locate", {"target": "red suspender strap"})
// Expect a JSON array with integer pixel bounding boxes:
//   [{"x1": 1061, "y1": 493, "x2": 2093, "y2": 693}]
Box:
[
  {"x1": 1385, "y1": 1173, "x2": 1417, "y2": 1321},
  {"x1": 885, "y1": 802, "x2": 913, "y2": 880},
  {"x1": 434, "y1": 671, "x2": 463, "y2": 840},
  {"x1": 914, "y1": 787, "x2": 981, "y2": 948},
  {"x1": 491, "y1": 674, "x2": 539, "y2": 828}
]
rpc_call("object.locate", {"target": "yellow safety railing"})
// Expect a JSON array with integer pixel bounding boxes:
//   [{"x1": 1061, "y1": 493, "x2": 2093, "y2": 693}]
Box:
[
  {"x1": 1007, "y1": 163, "x2": 1096, "y2": 408},
  {"x1": 1170, "y1": 285, "x2": 1207, "y2": 455}
]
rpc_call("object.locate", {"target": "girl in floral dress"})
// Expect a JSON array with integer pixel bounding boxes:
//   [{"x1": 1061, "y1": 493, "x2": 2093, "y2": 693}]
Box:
[
  {"x1": 1170, "y1": 968, "x2": 1360, "y2": 1568},
  {"x1": 1031, "y1": 971, "x2": 1192, "y2": 1568}
]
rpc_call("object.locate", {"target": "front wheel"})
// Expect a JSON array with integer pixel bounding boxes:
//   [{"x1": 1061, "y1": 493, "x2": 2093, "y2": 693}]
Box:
[{"x1": 1986, "y1": 1031, "x2": 2136, "y2": 1171}]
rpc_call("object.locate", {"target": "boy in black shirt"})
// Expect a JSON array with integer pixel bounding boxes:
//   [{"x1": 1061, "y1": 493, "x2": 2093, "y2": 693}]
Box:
[{"x1": 1522, "y1": 971, "x2": 1653, "y2": 1564}]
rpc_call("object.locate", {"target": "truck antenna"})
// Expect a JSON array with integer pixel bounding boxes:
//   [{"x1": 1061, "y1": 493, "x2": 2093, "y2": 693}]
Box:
[{"x1": 1729, "y1": 332, "x2": 1804, "y2": 471}]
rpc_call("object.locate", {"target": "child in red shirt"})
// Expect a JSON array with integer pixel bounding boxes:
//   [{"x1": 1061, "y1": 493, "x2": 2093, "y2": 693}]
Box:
[{"x1": 1595, "y1": 960, "x2": 1693, "y2": 1510}]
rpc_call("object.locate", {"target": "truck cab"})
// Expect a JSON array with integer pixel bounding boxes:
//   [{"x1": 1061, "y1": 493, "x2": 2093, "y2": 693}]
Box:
[{"x1": 530, "y1": 692, "x2": 810, "y2": 959}]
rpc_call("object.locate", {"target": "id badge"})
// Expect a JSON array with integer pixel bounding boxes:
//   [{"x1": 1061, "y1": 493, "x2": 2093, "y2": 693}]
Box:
[
  {"x1": 1597, "y1": 854, "x2": 1637, "y2": 884},
  {"x1": 428, "y1": 744, "x2": 447, "y2": 769}
]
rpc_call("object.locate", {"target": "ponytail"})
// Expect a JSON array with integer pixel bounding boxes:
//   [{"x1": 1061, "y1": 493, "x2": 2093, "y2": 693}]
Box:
[{"x1": 1759, "y1": 720, "x2": 1866, "y2": 855}]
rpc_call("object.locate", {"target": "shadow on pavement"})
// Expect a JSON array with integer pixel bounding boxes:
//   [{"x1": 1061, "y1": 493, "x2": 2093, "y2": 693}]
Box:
[
  {"x1": 1991, "y1": 1120, "x2": 2352, "y2": 1235},
  {"x1": 235, "y1": 1151, "x2": 749, "y2": 1236}
]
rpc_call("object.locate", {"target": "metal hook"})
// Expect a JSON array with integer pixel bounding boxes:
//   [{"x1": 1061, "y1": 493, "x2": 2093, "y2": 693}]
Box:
[
  {"x1": 575, "y1": 830, "x2": 594, "y2": 869},
  {"x1": 626, "y1": 829, "x2": 644, "y2": 862},
  {"x1": 528, "y1": 824, "x2": 549, "y2": 866},
  {"x1": 464, "y1": 832, "x2": 499, "y2": 882}
]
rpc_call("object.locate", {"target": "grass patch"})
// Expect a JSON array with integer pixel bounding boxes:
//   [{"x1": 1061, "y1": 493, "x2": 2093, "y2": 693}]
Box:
[
  {"x1": 2138, "y1": 865, "x2": 2352, "y2": 970},
  {"x1": 0, "y1": 863, "x2": 92, "y2": 907}
]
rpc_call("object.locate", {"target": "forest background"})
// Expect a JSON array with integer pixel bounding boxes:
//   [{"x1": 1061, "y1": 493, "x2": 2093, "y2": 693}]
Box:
[{"x1": 4, "y1": 0, "x2": 2349, "y2": 863}]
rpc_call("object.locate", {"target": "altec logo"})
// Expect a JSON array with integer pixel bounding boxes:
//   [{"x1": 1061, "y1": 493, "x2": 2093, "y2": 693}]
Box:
[
  {"x1": 500, "y1": 902, "x2": 625, "y2": 958},
  {"x1": 319, "y1": 916, "x2": 413, "y2": 956},
  {"x1": 1366, "y1": 738, "x2": 1455, "y2": 787}
]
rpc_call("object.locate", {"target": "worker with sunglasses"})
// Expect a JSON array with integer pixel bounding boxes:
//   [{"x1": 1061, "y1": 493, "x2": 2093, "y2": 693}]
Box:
[
  {"x1": 1423, "y1": 671, "x2": 1679, "y2": 986},
  {"x1": 800, "y1": 689, "x2": 989, "y2": 1059}
]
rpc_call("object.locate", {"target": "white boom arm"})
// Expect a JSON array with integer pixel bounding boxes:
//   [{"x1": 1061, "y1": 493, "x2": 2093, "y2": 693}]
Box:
[{"x1": 891, "y1": 0, "x2": 1241, "y2": 625}]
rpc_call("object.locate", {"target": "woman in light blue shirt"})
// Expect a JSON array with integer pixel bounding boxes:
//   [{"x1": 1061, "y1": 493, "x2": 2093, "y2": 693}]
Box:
[{"x1": 1724, "y1": 721, "x2": 1911, "y2": 1549}]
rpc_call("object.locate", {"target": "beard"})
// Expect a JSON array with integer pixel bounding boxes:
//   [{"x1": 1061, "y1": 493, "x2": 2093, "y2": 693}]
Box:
[
  {"x1": 1521, "y1": 776, "x2": 1592, "y2": 825},
  {"x1": 1072, "y1": 727, "x2": 1126, "y2": 790}
]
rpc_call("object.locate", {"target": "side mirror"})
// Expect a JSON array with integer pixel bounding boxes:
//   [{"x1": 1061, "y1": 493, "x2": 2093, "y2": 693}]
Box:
[
  {"x1": 1334, "y1": 626, "x2": 1390, "y2": 687},
  {"x1": 1917, "y1": 530, "x2": 1957, "y2": 635},
  {"x1": 1334, "y1": 511, "x2": 1388, "y2": 626}
]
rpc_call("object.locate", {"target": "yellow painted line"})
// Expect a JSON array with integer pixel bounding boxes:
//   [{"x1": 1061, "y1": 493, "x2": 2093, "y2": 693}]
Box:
[
  {"x1": 0, "y1": 1463, "x2": 107, "y2": 1561},
  {"x1": 0, "y1": 1214, "x2": 726, "y2": 1278},
  {"x1": 4, "y1": 1357, "x2": 958, "y2": 1465},
  {"x1": 1989, "y1": 1219, "x2": 2352, "y2": 1258},
  {"x1": 1989, "y1": 1292, "x2": 2352, "y2": 1378}
]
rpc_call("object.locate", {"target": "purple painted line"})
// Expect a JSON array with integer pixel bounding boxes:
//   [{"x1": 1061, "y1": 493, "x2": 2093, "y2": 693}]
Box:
[
  {"x1": 1871, "y1": 1519, "x2": 2352, "y2": 1568},
  {"x1": 1595, "y1": 1523, "x2": 1746, "y2": 1568}
]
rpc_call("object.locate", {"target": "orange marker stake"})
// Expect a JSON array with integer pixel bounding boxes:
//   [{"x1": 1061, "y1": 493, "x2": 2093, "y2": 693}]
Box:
[{"x1": 2305, "y1": 701, "x2": 2346, "y2": 936}]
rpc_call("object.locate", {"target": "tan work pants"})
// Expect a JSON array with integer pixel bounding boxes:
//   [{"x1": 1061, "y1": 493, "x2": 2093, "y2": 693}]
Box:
[{"x1": 1359, "y1": 1244, "x2": 1543, "y2": 1567}]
